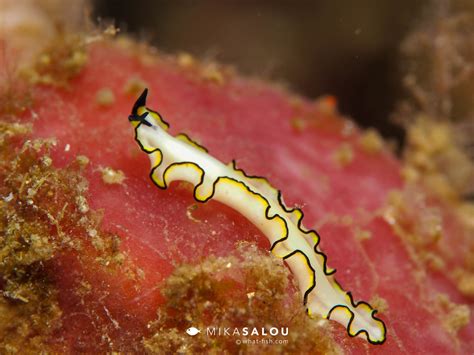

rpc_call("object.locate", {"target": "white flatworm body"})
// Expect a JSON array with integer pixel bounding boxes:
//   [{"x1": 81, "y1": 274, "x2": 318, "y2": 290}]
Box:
[{"x1": 128, "y1": 89, "x2": 386, "y2": 345}]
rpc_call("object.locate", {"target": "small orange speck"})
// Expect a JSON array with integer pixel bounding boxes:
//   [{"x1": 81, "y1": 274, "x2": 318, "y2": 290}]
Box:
[
  {"x1": 316, "y1": 95, "x2": 338, "y2": 115},
  {"x1": 123, "y1": 76, "x2": 148, "y2": 96}
]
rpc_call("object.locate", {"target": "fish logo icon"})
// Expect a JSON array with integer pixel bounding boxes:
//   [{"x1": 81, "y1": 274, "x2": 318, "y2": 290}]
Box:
[{"x1": 186, "y1": 327, "x2": 201, "y2": 336}]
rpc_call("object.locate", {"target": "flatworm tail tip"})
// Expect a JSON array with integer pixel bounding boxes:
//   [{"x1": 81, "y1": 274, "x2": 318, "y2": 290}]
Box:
[{"x1": 132, "y1": 88, "x2": 149, "y2": 115}]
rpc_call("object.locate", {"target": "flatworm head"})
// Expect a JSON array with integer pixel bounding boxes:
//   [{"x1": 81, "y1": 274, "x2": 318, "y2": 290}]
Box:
[
  {"x1": 128, "y1": 89, "x2": 387, "y2": 345},
  {"x1": 129, "y1": 89, "x2": 169, "y2": 130}
]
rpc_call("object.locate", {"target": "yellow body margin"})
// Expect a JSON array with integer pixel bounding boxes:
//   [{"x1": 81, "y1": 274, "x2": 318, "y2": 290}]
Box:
[{"x1": 128, "y1": 89, "x2": 387, "y2": 345}]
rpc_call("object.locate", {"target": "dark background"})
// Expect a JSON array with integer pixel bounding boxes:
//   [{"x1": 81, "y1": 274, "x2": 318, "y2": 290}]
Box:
[{"x1": 93, "y1": 0, "x2": 430, "y2": 142}]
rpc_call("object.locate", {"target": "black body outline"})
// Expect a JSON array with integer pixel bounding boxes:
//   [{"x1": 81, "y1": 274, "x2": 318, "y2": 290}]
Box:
[{"x1": 129, "y1": 89, "x2": 387, "y2": 345}]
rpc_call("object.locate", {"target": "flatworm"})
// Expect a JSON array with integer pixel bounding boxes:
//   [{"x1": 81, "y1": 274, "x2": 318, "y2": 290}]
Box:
[{"x1": 128, "y1": 89, "x2": 386, "y2": 345}]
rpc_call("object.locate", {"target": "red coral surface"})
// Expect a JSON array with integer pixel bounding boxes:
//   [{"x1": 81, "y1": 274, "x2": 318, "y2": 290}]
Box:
[{"x1": 3, "y1": 40, "x2": 473, "y2": 353}]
